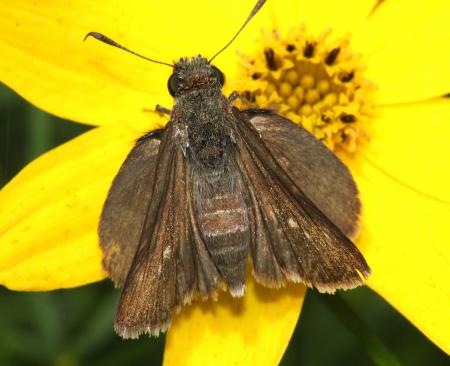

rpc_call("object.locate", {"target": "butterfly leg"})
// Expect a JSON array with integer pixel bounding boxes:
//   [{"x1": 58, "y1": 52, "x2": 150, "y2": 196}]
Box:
[
  {"x1": 228, "y1": 91, "x2": 240, "y2": 103},
  {"x1": 155, "y1": 104, "x2": 172, "y2": 115}
]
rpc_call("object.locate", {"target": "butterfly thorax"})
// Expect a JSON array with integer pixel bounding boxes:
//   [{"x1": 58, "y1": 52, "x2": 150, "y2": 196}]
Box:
[{"x1": 171, "y1": 57, "x2": 235, "y2": 171}]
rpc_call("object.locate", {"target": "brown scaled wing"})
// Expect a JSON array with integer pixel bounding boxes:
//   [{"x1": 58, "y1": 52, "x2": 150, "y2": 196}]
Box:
[
  {"x1": 99, "y1": 122, "x2": 221, "y2": 338},
  {"x1": 232, "y1": 108, "x2": 370, "y2": 291},
  {"x1": 244, "y1": 109, "x2": 361, "y2": 238},
  {"x1": 99, "y1": 131, "x2": 161, "y2": 287}
]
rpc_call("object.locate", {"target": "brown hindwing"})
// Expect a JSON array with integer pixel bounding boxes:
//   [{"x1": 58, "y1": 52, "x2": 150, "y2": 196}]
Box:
[
  {"x1": 233, "y1": 108, "x2": 370, "y2": 292},
  {"x1": 244, "y1": 109, "x2": 360, "y2": 238}
]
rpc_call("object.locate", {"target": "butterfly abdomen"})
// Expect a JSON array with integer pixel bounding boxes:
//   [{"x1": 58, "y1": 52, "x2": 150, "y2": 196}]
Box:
[{"x1": 191, "y1": 164, "x2": 250, "y2": 297}]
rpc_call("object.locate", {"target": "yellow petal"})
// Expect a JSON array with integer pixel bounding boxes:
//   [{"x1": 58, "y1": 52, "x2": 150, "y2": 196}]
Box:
[
  {"x1": 270, "y1": 0, "x2": 376, "y2": 36},
  {"x1": 165, "y1": 278, "x2": 305, "y2": 366},
  {"x1": 0, "y1": 0, "x2": 272, "y2": 127},
  {"x1": 225, "y1": 0, "x2": 376, "y2": 81},
  {"x1": 353, "y1": 0, "x2": 450, "y2": 104},
  {"x1": 347, "y1": 98, "x2": 450, "y2": 353},
  {"x1": 364, "y1": 98, "x2": 450, "y2": 203},
  {"x1": 0, "y1": 119, "x2": 163, "y2": 290}
]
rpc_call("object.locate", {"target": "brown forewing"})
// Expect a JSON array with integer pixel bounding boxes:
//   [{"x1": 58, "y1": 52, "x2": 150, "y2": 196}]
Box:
[
  {"x1": 233, "y1": 108, "x2": 370, "y2": 292},
  {"x1": 99, "y1": 131, "x2": 161, "y2": 286}
]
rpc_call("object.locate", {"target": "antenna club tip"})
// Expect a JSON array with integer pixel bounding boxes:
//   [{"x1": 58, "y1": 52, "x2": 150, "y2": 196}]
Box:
[
  {"x1": 83, "y1": 32, "x2": 101, "y2": 42},
  {"x1": 82, "y1": 31, "x2": 173, "y2": 68}
]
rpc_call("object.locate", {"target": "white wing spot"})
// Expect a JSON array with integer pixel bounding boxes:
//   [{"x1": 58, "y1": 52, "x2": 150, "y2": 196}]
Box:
[
  {"x1": 288, "y1": 218, "x2": 299, "y2": 228},
  {"x1": 163, "y1": 247, "x2": 172, "y2": 259}
]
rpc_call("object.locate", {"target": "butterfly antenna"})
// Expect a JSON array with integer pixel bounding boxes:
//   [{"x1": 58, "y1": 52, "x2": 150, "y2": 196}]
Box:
[
  {"x1": 84, "y1": 32, "x2": 174, "y2": 68},
  {"x1": 208, "y1": 0, "x2": 267, "y2": 63}
]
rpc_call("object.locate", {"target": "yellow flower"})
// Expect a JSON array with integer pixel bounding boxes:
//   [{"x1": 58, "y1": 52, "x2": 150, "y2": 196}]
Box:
[{"x1": 0, "y1": 0, "x2": 449, "y2": 364}]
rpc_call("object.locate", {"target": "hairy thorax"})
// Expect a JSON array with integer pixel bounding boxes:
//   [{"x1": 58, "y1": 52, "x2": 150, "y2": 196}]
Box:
[{"x1": 172, "y1": 86, "x2": 235, "y2": 171}]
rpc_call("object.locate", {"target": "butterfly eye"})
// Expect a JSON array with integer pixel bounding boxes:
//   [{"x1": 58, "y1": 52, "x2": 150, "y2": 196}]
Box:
[
  {"x1": 168, "y1": 73, "x2": 181, "y2": 96},
  {"x1": 211, "y1": 66, "x2": 225, "y2": 86}
]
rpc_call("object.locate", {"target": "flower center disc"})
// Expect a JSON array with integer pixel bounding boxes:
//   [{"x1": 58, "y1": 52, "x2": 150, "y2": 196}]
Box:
[{"x1": 232, "y1": 27, "x2": 376, "y2": 153}]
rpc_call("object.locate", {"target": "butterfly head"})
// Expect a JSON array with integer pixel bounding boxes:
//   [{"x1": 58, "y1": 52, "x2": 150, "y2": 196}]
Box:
[{"x1": 168, "y1": 56, "x2": 225, "y2": 97}]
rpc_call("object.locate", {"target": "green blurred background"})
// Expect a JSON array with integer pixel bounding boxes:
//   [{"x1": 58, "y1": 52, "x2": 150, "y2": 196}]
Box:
[{"x1": 0, "y1": 83, "x2": 448, "y2": 366}]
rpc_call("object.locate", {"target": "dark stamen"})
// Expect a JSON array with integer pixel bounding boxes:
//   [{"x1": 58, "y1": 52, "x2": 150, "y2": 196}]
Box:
[
  {"x1": 325, "y1": 47, "x2": 341, "y2": 65},
  {"x1": 252, "y1": 72, "x2": 262, "y2": 80},
  {"x1": 264, "y1": 48, "x2": 278, "y2": 70},
  {"x1": 303, "y1": 42, "x2": 315, "y2": 58},
  {"x1": 321, "y1": 114, "x2": 332, "y2": 123},
  {"x1": 286, "y1": 44, "x2": 296, "y2": 52},
  {"x1": 340, "y1": 114, "x2": 356, "y2": 123},
  {"x1": 341, "y1": 71, "x2": 354, "y2": 83},
  {"x1": 242, "y1": 91, "x2": 256, "y2": 103}
]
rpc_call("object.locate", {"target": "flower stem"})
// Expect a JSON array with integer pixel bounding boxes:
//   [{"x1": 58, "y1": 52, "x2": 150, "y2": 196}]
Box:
[{"x1": 319, "y1": 293, "x2": 403, "y2": 366}]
